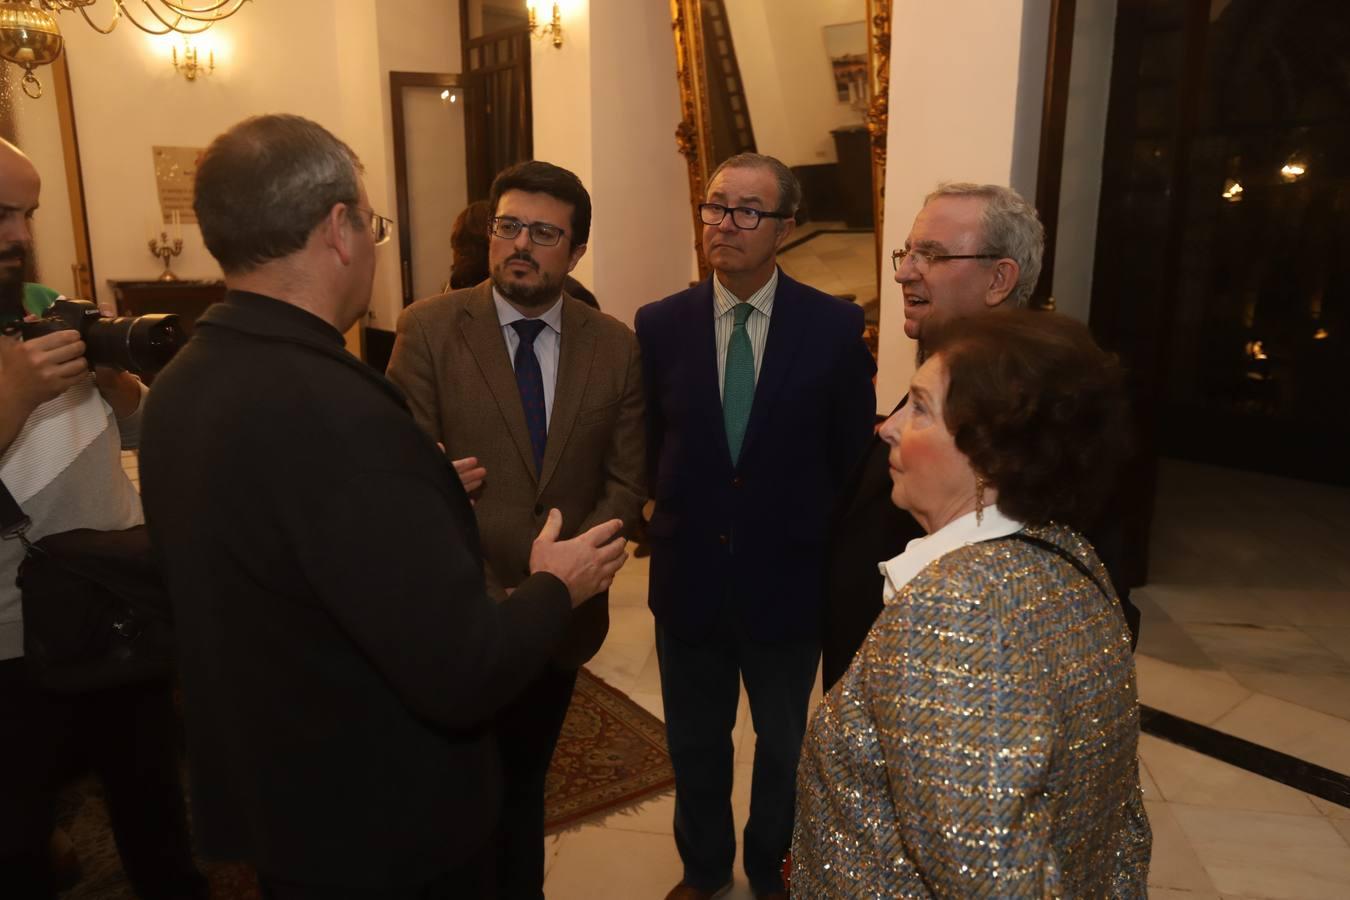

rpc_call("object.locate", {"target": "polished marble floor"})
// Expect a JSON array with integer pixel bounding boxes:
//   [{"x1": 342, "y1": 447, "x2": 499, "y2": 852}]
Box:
[
  {"x1": 777, "y1": 221, "x2": 878, "y2": 319},
  {"x1": 549, "y1": 459, "x2": 1350, "y2": 899}
]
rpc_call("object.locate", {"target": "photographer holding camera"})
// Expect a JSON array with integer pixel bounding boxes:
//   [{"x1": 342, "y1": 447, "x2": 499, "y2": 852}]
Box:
[{"x1": 0, "y1": 138, "x2": 204, "y2": 897}]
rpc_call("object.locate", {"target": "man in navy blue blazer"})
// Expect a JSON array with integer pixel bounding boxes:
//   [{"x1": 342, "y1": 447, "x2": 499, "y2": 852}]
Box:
[{"x1": 635, "y1": 154, "x2": 875, "y2": 900}]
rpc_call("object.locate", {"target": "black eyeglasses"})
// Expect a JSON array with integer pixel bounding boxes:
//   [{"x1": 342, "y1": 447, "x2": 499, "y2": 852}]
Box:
[
  {"x1": 892, "y1": 248, "x2": 999, "y2": 273},
  {"x1": 698, "y1": 203, "x2": 791, "y2": 230},
  {"x1": 489, "y1": 216, "x2": 567, "y2": 247},
  {"x1": 355, "y1": 207, "x2": 394, "y2": 245}
]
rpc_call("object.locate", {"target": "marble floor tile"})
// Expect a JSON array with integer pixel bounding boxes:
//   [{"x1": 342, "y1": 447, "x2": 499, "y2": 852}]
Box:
[
  {"x1": 627, "y1": 689, "x2": 663, "y2": 721},
  {"x1": 1276, "y1": 591, "x2": 1350, "y2": 629},
  {"x1": 1145, "y1": 585, "x2": 1297, "y2": 628},
  {"x1": 1183, "y1": 622, "x2": 1350, "y2": 677},
  {"x1": 1211, "y1": 692, "x2": 1350, "y2": 775},
  {"x1": 1132, "y1": 591, "x2": 1223, "y2": 671},
  {"x1": 585, "y1": 639, "x2": 651, "y2": 695},
  {"x1": 1147, "y1": 889, "x2": 1219, "y2": 900},
  {"x1": 596, "y1": 784, "x2": 675, "y2": 837},
  {"x1": 1140, "y1": 757, "x2": 1162, "y2": 802},
  {"x1": 1144, "y1": 800, "x2": 1218, "y2": 893},
  {"x1": 543, "y1": 825, "x2": 688, "y2": 899},
  {"x1": 1169, "y1": 803, "x2": 1350, "y2": 900},
  {"x1": 1138, "y1": 734, "x2": 1319, "y2": 815},
  {"x1": 1311, "y1": 795, "x2": 1350, "y2": 820},
  {"x1": 631, "y1": 645, "x2": 664, "y2": 696},
  {"x1": 1226, "y1": 671, "x2": 1350, "y2": 722},
  {"x1": 1135, "y1": 654, "x2": 1252, "y2": 725},
  {"x1": 1307, "y1": 626, "x2": 1350, "y2": 664},
  {"x1": 1332, "y1": 817, "x2": 1350, "y2": 846},
  {"x1": 605, "y1": 604, "x2": 655, "y2": 646}
]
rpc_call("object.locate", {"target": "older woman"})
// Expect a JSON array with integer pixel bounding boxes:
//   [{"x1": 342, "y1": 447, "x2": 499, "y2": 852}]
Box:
[{"x1": 792, "y1": 310, "x2": 1150, "y2": 897}]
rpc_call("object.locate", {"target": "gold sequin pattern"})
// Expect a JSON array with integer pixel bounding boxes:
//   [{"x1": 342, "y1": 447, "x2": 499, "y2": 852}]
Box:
[{"x1": 792, "y1": 525, "x2": 1151, "y2": 898}]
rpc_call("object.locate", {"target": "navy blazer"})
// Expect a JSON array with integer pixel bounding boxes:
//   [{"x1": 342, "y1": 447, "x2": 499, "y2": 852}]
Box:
[{"x1": 635, "y1": 271, "x2": 876, "y2": 643}]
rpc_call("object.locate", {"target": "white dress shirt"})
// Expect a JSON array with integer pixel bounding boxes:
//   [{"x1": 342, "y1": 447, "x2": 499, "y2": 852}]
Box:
[
  {"x1": 879, "y1": 506, "x2": 1025, "y2": 605},
  {"x1": 493, "y1": 288, "x2": 563, "y2": 426},
  {"x1": 713, "y1": 267, "x2": 777, "y2": 400}
]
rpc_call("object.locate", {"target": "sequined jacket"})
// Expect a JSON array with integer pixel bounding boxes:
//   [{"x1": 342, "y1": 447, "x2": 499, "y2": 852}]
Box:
[{"x1": 792, "y1": 525, "x2": 1151, "y2": 898}]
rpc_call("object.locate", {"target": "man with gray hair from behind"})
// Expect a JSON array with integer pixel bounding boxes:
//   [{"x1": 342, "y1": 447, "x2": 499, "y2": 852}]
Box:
[{"x1": 822, "y1": 181, "x2": 1136, "y2": 693}]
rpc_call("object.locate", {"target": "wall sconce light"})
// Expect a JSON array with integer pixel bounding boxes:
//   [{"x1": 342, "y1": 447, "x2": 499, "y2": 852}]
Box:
[
  {"x1": 172, "y1": 42, "x2": 214, "y2": 81},
  {"x1": 1221, "y1": 178, "x2": 1244, "y2": 202},
  {"x1": 526, "y1": 0, "x2": 563, "y2": 48},
  {"x1": 1279, "y1": 157, "x2": 1307, "y2": 182}
]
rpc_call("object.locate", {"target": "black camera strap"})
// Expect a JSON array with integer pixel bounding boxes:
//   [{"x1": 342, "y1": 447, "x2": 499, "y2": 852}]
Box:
[{"x1": 0, "y1": 478, "x2": 33, "y2": 543}]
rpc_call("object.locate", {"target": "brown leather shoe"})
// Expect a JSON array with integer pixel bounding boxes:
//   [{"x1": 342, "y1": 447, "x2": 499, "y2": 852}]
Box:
[{"x1": 663, "y1": 881, "x2": 733, "y2": 900}]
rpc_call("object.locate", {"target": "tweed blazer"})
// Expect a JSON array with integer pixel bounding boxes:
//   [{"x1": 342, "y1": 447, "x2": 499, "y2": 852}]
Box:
[
  {"x1": 793, "y1": 524, "x2": 1151, "y2": 898},
  {"x1": 387, "y1": 280, "x2": 645, "y2": 665}
]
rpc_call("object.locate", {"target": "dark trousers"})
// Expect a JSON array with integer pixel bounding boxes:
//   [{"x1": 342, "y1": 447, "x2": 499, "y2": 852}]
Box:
[
  {"x1": 494, "y1": 663, "x2": 578, "y2": 900},
  {"x1": 0, "y1": 657, "x2": 206, "y2": 900},
  {"x1": 655, "y1": 625, "x2": 819, "y2": 896}
]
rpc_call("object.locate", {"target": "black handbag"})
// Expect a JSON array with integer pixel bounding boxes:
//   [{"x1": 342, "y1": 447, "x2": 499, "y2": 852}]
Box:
[{"x1": 1, "y1": 478, "x2": 174, "y2": 693}]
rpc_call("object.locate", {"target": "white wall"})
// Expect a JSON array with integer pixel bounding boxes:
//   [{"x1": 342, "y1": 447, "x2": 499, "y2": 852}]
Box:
[
  {"x1": 532, "y1": 0, "x2": 595, "y2": 291},
  {"x1": 533, "y1": 0, "x2": 695, "y2": 328},
  {"x1": 724, "y1": 0, "x2": 867, "y2": 167},
  {"x1": 55, "y1": 0, "x2": 459, "y2": 338},
  {"x1": 372, "y1": 1, "x2": 461, "y2": 327},
  {"x1": 1052, "y1": 0, "x2": 1116, "y2": 322},
  {"x1": 875, "y1": 0, "x2": 1050, "y2": 412},
  {"x1": 7, "y1": 69, "x2": 79, "y2": 299}
]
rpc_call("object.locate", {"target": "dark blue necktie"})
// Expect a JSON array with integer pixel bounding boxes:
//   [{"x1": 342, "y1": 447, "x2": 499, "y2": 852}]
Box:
[{"x1": 511, "y1": 318, "x2": 548, "y2": 473}]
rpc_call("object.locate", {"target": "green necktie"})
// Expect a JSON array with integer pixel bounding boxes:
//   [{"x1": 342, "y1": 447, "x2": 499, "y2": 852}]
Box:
[{"x1": 723, "y1": 302, "x2": 755, "y2": 464}]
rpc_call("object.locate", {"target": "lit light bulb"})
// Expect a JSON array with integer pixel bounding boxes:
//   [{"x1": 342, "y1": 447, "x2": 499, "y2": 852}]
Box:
[
  {"x1": 1222, "y1": 179, "x2": 1244, "y2": 201},
  {"x1": 1280, "y1": 159, "x2": 1308, "y2": 182}
]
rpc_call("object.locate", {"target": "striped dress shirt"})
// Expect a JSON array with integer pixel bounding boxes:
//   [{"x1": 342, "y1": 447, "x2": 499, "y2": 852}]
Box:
[{"x1": 713, "y1": 267, "x2": 777, "y2": 400}]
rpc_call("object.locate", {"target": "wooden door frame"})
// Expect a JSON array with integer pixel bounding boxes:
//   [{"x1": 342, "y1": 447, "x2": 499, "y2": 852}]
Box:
[{"x1": 389, "y1": 70, "x2": 464, "y2": 307}]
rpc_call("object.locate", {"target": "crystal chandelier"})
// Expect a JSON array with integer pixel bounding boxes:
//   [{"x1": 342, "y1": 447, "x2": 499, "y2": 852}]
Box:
[{"x1": 0, "y1": 0, "x2": 250, "y2": 98}]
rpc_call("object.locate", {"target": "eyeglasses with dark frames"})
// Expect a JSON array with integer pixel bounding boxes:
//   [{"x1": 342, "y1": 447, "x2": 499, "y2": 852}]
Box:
[
  {"x1": 891, "y1": 247, "x2": 1000, "y2": 273},
  {"x1": 489, "y1": 216, "x2": 568, "y2": 247},
  {"x1": 355, "y1": 207, "x2": 394, "y2": 246},
  {"x1": 698, "y1": 202, "x2": 791, "y2": 230}
]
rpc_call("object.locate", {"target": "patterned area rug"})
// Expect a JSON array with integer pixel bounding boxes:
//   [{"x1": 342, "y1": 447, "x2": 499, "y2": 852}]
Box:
[
  {"x1": 545, "y1": 667, "x2": 674, "y2": 833},
  {"x1": 56, "y1": 667, "x2": 672, "y2": 897}
]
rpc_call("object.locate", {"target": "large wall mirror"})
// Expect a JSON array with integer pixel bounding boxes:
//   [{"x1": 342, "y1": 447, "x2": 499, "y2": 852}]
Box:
[
  {"x1": 0, "y1": 54, "x2": 95, "y2": 304},
  {"x1": 672, "y1": 0, "x2": 891, "y2": 351}
]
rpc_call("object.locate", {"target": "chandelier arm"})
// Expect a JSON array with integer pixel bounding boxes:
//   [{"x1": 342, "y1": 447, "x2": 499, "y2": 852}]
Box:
[
  {"x1": 157, "y1": 0, "x2": 250, "y2": 19},
  {"x1": 125, "y1": 3, "x2": 215, "y2": 34},
  {"x1": 75, "y1": 4, "x2": 127, "y2": 35}
]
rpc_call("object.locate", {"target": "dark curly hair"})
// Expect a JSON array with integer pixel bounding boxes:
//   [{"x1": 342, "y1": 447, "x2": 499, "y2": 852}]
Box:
[
  {"x1": 488, "y1": 160, "x2": 591, "y2": 246},
  {"x1": 924, "y1": 310, "x2": 1130, "y2": 529}
]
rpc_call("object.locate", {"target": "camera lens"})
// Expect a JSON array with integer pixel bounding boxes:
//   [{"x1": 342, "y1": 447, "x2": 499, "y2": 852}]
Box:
[{"x1": 83, "y1": 314, "x2": 186, "y2": 375}]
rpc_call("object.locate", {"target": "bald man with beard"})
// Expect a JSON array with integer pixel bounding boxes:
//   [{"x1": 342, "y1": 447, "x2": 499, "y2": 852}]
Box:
[{"x1": 0, "y1": 138, "x2": 205, "y2": 898}]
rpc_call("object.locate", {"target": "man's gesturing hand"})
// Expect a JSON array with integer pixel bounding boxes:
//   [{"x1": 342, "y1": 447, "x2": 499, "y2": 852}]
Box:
[
  {"x1": 0, "y1": 329, "x2": 86, "y2": 412},
  {"x1": 529, "y1": 510, "x2": 628, "y2": 607}
]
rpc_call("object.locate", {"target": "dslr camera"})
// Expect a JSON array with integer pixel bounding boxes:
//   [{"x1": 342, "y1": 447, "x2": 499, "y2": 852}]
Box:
[{"x1": 2, "y1": 298, "x2": 185, "y2": 375}]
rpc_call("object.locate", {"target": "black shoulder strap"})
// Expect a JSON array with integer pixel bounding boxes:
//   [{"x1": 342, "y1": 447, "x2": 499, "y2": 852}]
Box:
[
  {"x1": 1004, "y1": 531, "x2": 1111, "y2": 601},
  {"x1": 0, "y1": 478, "x2": 32, "y2": 541}
]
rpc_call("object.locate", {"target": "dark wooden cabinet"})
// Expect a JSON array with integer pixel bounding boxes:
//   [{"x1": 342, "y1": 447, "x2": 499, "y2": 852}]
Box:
[
  {"x1": 109, "y1": 280, "x2": 226, "y2": 336},
  {"x1": 831, "y1": 126, "x2": 874, "y2": 229}
]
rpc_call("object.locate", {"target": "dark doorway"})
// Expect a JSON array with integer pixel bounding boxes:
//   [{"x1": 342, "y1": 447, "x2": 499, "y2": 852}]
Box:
[
  {"x1": 1090, "y1": 0, "x2": 1350, "y2": 584},
  {"x1": 460, "y1": 0, "x2": 533, "y2": 201}
]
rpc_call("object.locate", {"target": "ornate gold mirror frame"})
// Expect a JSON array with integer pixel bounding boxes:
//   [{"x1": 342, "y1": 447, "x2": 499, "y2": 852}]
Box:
[{"x1": 670, "y1": 0, "x2": 891, "y2": 281}]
